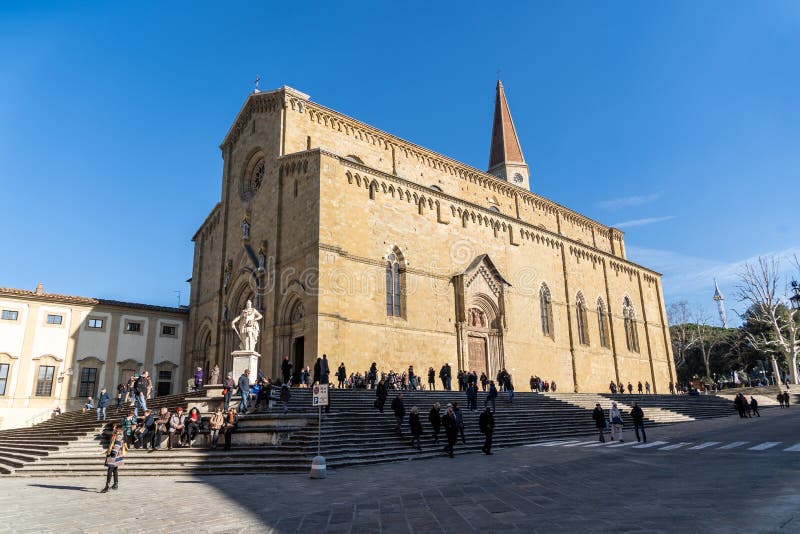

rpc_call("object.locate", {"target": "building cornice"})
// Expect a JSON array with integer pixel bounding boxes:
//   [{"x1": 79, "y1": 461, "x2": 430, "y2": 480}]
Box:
[{"x1": 0, "y1": 287, "x2": 188, "y2": 316}]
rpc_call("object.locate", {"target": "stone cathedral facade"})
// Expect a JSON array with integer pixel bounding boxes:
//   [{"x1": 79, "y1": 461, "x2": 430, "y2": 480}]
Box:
[{"x1": 185, "y1": 83, "x2": 676, "y2": 393}]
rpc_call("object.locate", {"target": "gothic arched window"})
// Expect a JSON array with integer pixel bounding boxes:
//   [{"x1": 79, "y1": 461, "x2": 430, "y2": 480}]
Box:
[
  {"x1": 241, "y1": 153, "x2": 265, "y2": 200},
  {"x1": 576, "y1": 292, "x2": 589, "y2": 346},
  {"x1": 597, "y1": 298, "x2": 609, "y2": 348},
  {"x1": 623, "y1": 296, "x2": 639, "y2": 353},
  {"x1": 539, "y1": 283, "x2": 553, "y2": 338},
  {"x1": 386, "y1": 252, "x2": 402, "y2": 317}
]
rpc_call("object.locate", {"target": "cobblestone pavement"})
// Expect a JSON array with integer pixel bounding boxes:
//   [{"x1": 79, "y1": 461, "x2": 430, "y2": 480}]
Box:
[{"x1": 2, "y1": 408, "x2": 799, "y2": 534}]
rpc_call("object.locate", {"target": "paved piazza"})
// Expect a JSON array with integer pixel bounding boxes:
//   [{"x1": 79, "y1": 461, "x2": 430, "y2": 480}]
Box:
[{"x1": 3, "y1": 409, "x2": 800, "y2": 534}]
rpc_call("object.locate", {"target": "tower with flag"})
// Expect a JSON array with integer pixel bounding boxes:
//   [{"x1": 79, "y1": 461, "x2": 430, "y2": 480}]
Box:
[{"x1": 713, "y1": 279, "x2": 728, "y2": 328}]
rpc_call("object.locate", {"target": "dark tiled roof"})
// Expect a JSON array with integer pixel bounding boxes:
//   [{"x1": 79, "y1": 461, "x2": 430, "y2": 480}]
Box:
[{"x1": 0, "y1": 287, "x2": 188, "y2": 315}]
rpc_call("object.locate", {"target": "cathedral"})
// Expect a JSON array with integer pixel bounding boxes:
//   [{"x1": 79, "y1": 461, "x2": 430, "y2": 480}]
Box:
[{"x1": 185, "y1": 82, "x2": 676, "y2": 393}]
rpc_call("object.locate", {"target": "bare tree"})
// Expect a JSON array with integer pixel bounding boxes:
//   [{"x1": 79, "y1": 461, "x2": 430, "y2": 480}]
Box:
[
  {"x1": 736, "y1": 256, "x2": 800, "y2": 385},
  {"x1": 667, "y1": 301, "x2": 698, "y2": 371},
  {"x1": 693, "y1": 310, "x2": 727, "y2": 380}
]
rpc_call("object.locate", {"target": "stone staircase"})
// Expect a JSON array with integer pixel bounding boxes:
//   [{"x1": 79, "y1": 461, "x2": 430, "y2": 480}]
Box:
[{"x1": 1, "y1": 389, "x2": 741, "y2": 477}]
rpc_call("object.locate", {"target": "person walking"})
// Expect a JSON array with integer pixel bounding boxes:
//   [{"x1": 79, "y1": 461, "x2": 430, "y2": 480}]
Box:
[
  {"x1": 428, "y1": 367, "x2": 436, "y2": 390},
  {"x1": 777, "y1": 392, "x2": 785, "y2": 408},
  {"x1": 592, "y1": 403, "x2": 606, "y2": 442},
  {"x1": 409, "y1": 407, "x2": 423, "y2": 450},
  {"x1": 222, "y1": 372, "x2": 235, "y2": 412},
  {"x1": 645, "y1": 381, "x2": 651, "y2": 394},
  {"x1": 637, "y1": 381, "x2": 643, "y2": 395},
  {"x1": 428, "y1": 403, "x2": 441, "y2": 444},
  {"x1": 627, "y1": 382, "x2": 633, "y2": 395},
  {"x1": 280, "y1": 383, "x2": 291, "y2": 413},
  {"x1": 485, "y1": 380, "x2": 498, "y2": 412},
  {"x1": 507, "y1": 376, "x2": 515, "y2": 404},
  {"x1": 116, "y1": 383, "x2": 124, "y2": 408},
  {"x1": 479, "y1": 406, "x2": 495, "y2": 455},
  {"x1": 481, "y1": 372, "x2": 489, "y2": 392},
  {"x1": 321, "y1": 354, "x2": 331, "y2": 385},
  {"x1": 337, "y1": 363, "x2": 346, "y2": 389},
  {"x1": 97, "y1": 388, "x2": 110, "y2": 421},
  {"x1": 209, "y1": 407, "x2": 224, "y2": 449},
  {"x1": 453, "y1": 401, "x2": 466, "y2": 444},
  {"x1": 466, "y1": 382, "x2": 478, "y2": 411},
  {"x1": 609, "y1": 402, "x2": 624, "y2": 442},
  {"x1": 750, "y1": 396, "x2": 761, "y2": 417},
  {"x1": 100, "y1": 424, "x2": 126, "y2": 493},
  {"x1": 391, "y1": 393, "x2": 406, "y2": 434},
  {"x1": 313, "y1": 357, "x2": 322, "y2": 385},
  {"x1": 375, "y1": 378, "x2": 388, "y2": 413},
  {"x1": 281, "y1": 356, "x2": 293, "y2": 386},
  {"x1": 442, "y1": 404, "x2": 458, "y2": 458},
  {"x1": 630, "y1": 401, "x2": 646, "y2": 443},
  {"x1": 238, "y1": 369, "x2": 251, "y2": 414},
  {"x1": 609, "y1": 381, "x2": 617, "y2": 395},
  {"x1": 222, "y1": 408, "x2": 238, "y2": 451},
  {"x1": 785, "y1": 391, "x2": 791, "y2": 408}
]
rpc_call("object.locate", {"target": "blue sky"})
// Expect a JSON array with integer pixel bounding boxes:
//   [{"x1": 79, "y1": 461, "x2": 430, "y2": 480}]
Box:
[{"x1": 1, "y1": 1, "x2": 798, "y2": 323}]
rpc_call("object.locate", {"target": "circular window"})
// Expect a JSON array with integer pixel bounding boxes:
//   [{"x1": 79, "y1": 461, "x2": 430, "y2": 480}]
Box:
[{"x1": 241, "y1": 156, "x2": 265, "y2": 200}]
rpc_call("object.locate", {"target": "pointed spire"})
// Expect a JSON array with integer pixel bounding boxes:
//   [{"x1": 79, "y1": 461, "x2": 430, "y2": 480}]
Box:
[
  {"x1": 487, "y1": 80, "x2": 529, "y2": 188},
  {"x1": 713, "y1": 279, "x2": 724, "y2": 301}
]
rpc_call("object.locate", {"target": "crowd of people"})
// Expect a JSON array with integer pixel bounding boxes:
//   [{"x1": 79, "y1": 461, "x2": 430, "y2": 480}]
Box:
[{"x1": 591, "y1": 401, "x2": 647, "y2": 444}]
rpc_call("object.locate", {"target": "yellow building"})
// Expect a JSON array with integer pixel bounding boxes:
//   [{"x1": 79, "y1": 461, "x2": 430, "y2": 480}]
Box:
[
  {"x1": 185, "y1": 82, "x2": 675, "y2": 393},
  {"x1": 0, "y1": 285, "x2": 186, "y2": 429}
]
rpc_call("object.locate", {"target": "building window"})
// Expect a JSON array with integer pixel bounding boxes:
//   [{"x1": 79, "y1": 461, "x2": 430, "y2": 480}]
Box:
[
  {"x1": 35, "y1": 365, "x2": 55, "y2": 396},
  {"x1": 78, "y1": 367, "x2": 97, "y2": 397},
  {"x1": 623, "y1": 297, "x2": 640, "y2": 353},
  {"x1": 385, "y1": 252, "x2": 402, "y2": 317},
  {"x1": 87, "y1": 318, "x2": 104, "y2": 329},
  {"x1": 125, "y1": 321, "x2": 142, "y2": 333},
  {"x1": 0, "y1": 363, "x2": 9, "y2": 396},
  {"x1": 597, "y1": 298, "x2": 609, "y2": 348},
  {"x1": 1, "y1": 310, "x2": 18, "y2": 321},
  {"x1": 46, "y1": 314, "x2": 63, "y2": 325},
  {"x1": 162, "y1": 325, "x2": 176, "y2": 336},
  {"x1": 157, "y1": 370, "x2": 172, "y2": 396},
  {"x1": 576, "y1": 293, "x2": 589, "y2": 345},
  {"x1": 539, "y1": 284, "x2": 553, "y2": 338}
]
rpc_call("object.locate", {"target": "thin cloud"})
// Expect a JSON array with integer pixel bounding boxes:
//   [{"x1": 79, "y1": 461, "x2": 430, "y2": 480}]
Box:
[
  {"x1": 613, "y1": 215, "x2": 675, "y2": 228},
  {"x1": 598, "y1": 192, "x2": 662, "y2": 210}
]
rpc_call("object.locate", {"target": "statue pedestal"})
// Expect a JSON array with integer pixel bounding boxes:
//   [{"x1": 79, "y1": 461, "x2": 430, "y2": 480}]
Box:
[{"x1": 232, "y1": 350, "x2": 260, "y2": 380}]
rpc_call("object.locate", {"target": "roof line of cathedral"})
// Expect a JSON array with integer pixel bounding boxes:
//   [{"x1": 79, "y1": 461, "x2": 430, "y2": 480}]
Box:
[
  {"x1": 298, "y1": 148, "x2": 661, "y2": 278},
  {"x1": 220, "y1": 86, "x2": 624, "y2": 239}
]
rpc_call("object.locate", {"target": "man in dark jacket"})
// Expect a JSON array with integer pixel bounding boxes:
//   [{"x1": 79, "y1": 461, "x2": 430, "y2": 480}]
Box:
[
  {"x1": 428, "y1": 367, "x2": 436, "y2": 390},
  {"x1": 97, "y1": 388, "x2": 110, "y2": 421},
  {"x1": 428, "y1": 403, "x2": 441, "y2": 444},
  {"x1": 313, "y1": 357, "x2": 322, "y2": 385},
  {"x1": 281, "y1": 356, "x2": 293, "y2": 385},
  {"x1": 466, "y1": 382, "x2": 478, "y2": 411},
  {"x1": 592, "y1": 403, "x2": 606, "y2": 442},
  {"x1": 391, "y1": 393, "x2": 406, "y2": 433},
  {"x1": 136, "y1": 409, "x2": 155, "y2": 450},
  {"x1": 337, "y1": 363, "x2": 346, "y2": 388},
  {"x1": 630, "y1": 401, "x2": 646, "y2": 443},
  {"x1": 321, "y1": 354, "x2": 331, "y2": 385},
  {"x1": 238, "y1": 369, "x2": 251, "y2": 414},
  {"x1": 750, "y1": 396, "x2": 760, "y2": 417},
  {"x1": 439, "y1": 364, "x2": 448, "y2": 391},
  {"x1": 375, "y1": 379, "x2": 388, "y2": 413},
  {"x1": 453, "y1": 401, "x2": 466, "y2": 444},
  {"x1": 442, "y1": 404, "x2": 458, "y2": 458},
  {"x1": 479, "y1": 407, "x2": 495, "y2": 454},
  {"x1": 485, "y1": 381, "x2": 498, "y2": 412}
]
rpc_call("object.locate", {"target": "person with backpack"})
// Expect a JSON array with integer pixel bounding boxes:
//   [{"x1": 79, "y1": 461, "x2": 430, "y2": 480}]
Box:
[{"x1": 609, "y1": 402, "x2": 624, "y2": 442}]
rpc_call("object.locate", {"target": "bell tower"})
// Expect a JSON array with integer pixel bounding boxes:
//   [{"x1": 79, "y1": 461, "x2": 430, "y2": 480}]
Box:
[{"x1": 487, "y1": 80, "x2": 530, "y2": 190}]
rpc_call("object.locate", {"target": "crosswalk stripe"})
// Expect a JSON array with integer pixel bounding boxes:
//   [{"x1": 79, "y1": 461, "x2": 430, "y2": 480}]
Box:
[
  {"x1": 718, "y1": 441, "x2": 749, "y2": 450},
  {"x1": 659, "y1": 442, "x2": 692, "y2": 450},
  {"x1": 583, "y1": 441, "x2": 614, "y2": 448},
  {"x1": 633, "y1": 440, "x2": 668, "y2": 449},
  {"x1": 542, "y1": 440, "x2": 582, "y2": 447},
  {"x1": 783, "y1": 443, "x2": 800, "y2": 452},
  {"x1": 563, "y1": 441, "x2": 597, "y2": 447},
  {"x1": 688, "y1": 442, "x2": 721, "y2": 450},
  {"x1": 606, "y1": 441, "x2": 638, "y2": 448},
  {"x1": 748, "y1": 442, "x2": 780, "y2": 451},
  {"x1": 525, "y1": 440, "x2": 566, "y2": 447}
]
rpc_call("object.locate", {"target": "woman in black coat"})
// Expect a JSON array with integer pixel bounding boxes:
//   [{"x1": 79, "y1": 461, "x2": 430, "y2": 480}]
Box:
[
  {"x1": 442, "y1": 405, "x2": 458, "y2": 458},
  {"x1": 375, "y1": 379, "x2": 388, "y2": 413},
  {"x1": 592, "y1": 403, "x2": 606, "y2": 442}
]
